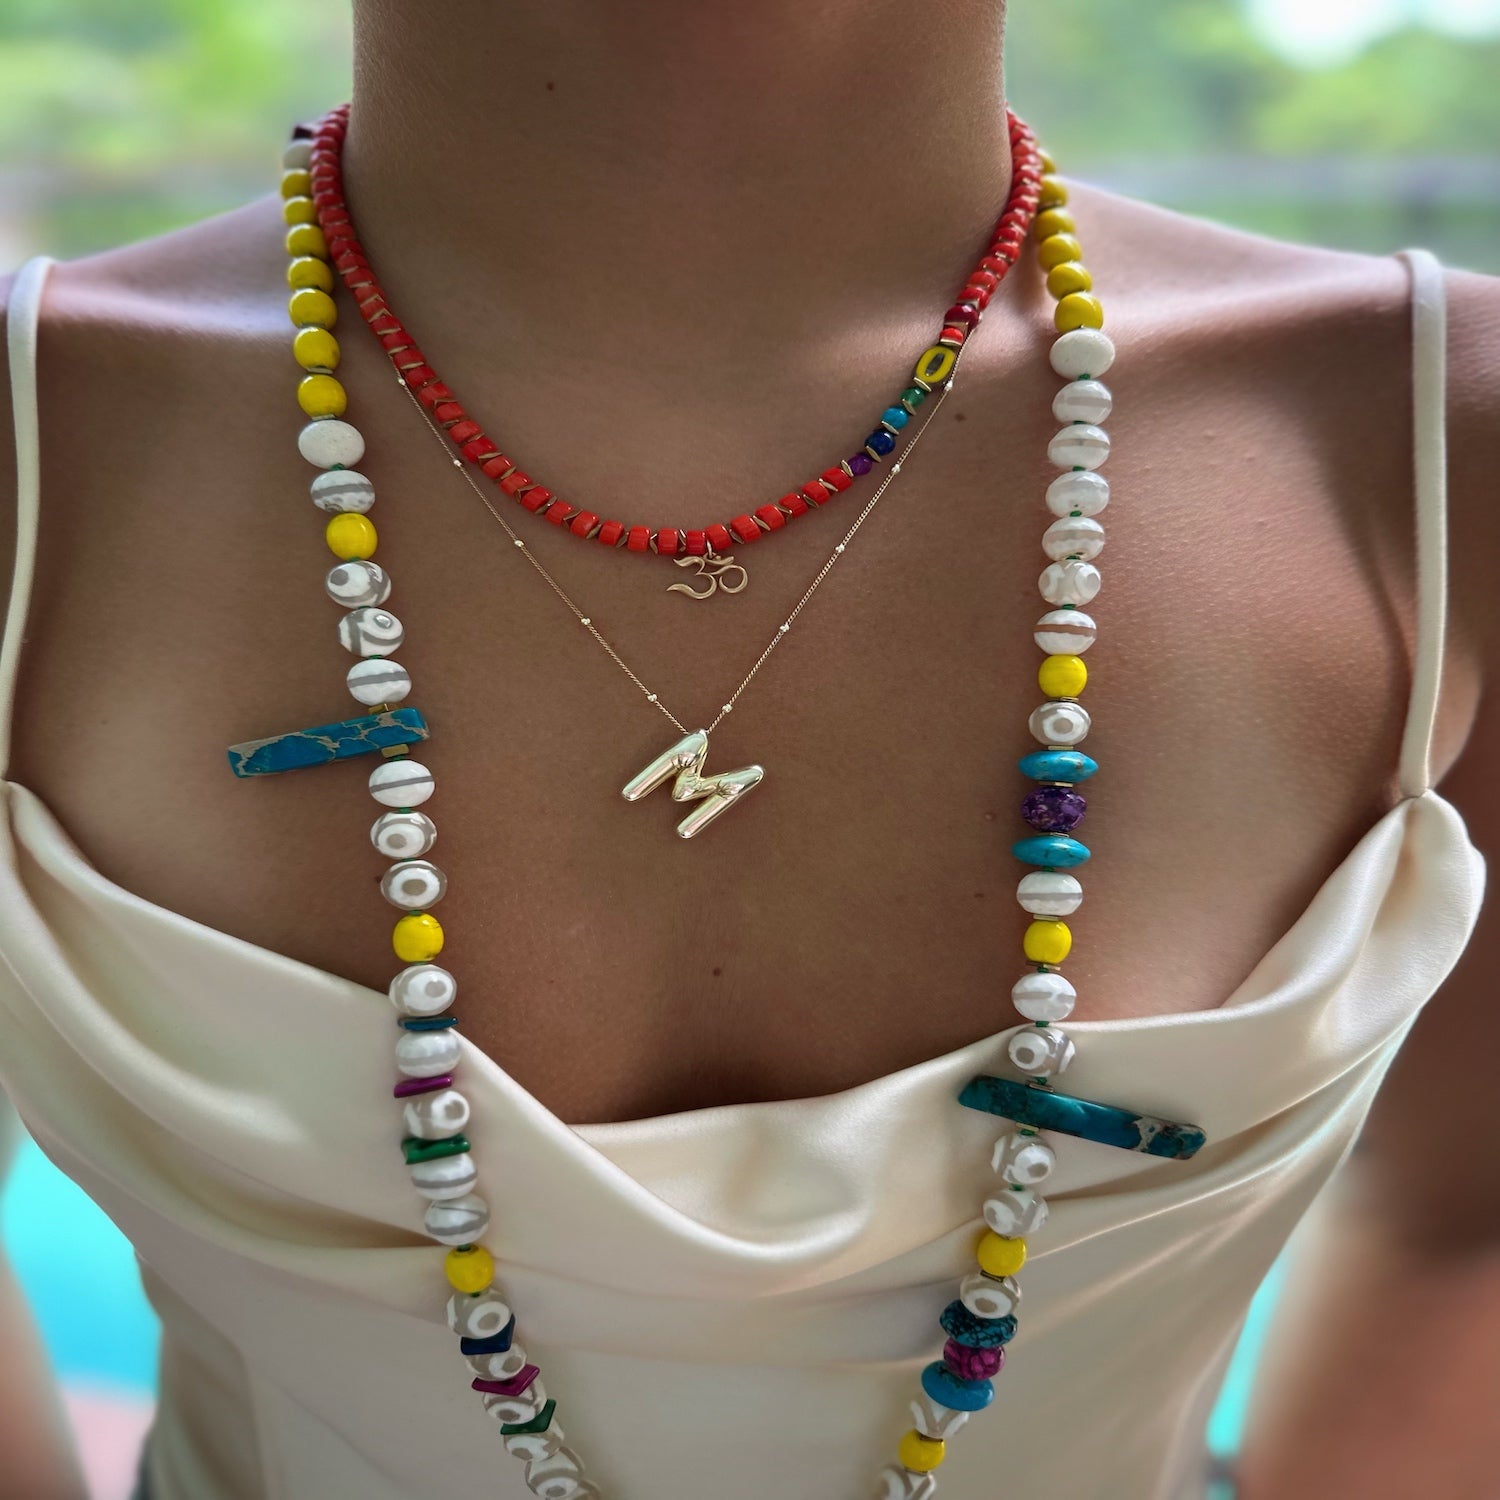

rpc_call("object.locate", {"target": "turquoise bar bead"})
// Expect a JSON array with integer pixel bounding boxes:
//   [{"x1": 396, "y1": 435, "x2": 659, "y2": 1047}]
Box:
[
  {"x1": 880, "y1": 405, "x2": 910, "y2": 430},
  {"x1": 401, "y1": 1015, "x2": 458, "y2": 1032},
  {"x1": 958, "y1": 1075, "x2": 1208, "y2": 1160},
  {"x1": 227, "y1": 707, "x2": 429, "y2": 777},
  {"x1": 1018, "y1": 749, "x2": 1097, "y2": 783},
  {"x1": 921, "y1": 1360, "x2": 994, "y2": 1412},
  {"x1": 1012, "y1": 834, "x2": 1090, "y2": 868}
]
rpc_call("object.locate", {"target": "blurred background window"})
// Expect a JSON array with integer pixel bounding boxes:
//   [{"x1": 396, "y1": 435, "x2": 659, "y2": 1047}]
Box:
[{"x1": 2, "y1": 1, "x2": 1495, "y2": 1495}]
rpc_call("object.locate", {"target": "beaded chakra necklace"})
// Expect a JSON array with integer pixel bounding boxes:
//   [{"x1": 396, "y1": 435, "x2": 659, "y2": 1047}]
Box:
[{"x1": 225, "y1": 105, "x2": 1208, "y2": 1500}]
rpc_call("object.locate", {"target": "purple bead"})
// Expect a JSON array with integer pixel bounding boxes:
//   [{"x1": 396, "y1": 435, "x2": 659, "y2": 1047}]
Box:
[
  {"x1": 393, "y1": 1073, "x2": 452, "y2": 1098},
  {"x1": 472, "y1": 1363, "x2": 540, "y2": 1398},
  {"x1": 1022, "y1": 785, "x2": 1086, "y2": 833},
  {"x1": 944, "y1": 1339, "x2": 1004, "y2": 1381},
  {"x1": 846, "y1": 452, "x2": 874, "y2": 476}
]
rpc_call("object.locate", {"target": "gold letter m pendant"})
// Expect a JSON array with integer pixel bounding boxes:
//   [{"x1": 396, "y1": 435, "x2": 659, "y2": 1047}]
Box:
[{"x1": 621, "y1": 730, "x2": 764, "y2": 839}]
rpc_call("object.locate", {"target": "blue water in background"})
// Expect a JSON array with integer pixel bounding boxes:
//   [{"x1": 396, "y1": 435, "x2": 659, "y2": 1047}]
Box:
[{"x1": 2, "y1": 1133, "x2": 1281, "y2": 1454}]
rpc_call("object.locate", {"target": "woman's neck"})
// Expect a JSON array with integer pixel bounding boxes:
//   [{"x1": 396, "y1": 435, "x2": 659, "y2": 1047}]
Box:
[{"x1": 346, "y1": 0, "x2": 1012, "y2": 367}]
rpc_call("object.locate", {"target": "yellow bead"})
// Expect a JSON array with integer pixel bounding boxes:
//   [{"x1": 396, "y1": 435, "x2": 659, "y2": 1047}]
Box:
[
  {"x1": 1039, "y1": 149, "x2": 1058, "y2": 173},
  {"x1": 393, "y1": 912, "x2": 444, "y2": 962},
  {"x1": 287, "y1": 256, "x2": 334, "y2": 293},
  {"x1": 897, "y1": 1431, "x2": 946, "y2": 1473},
  {"x1": 299, "y1": 373, "x2": 348, "y2": 419},
  {"x1": 1023, "y1": 919, "x2": 1072, "y2": 966},
  {"x1": 285, "y1": 222, "x2": 328, "y2": 260},
  {"x1": 1038, "y1": 653, "x2": 1087, "y2": 697},
  {"x1": 1038, "y1": 174, "x2": 1069, "y2": 209},
  {"x1": 1033, "y1": 207, "x2": 1075, "y2": 240},
  {"x1": 1046, "y1": 262, "x2": 1093, "y2": 300},
  {"x1": 282, "y1": 195, "x2": 319, "y2": 226},
  {"x1": 914, "y1": 344, "x2": 957, "y2": 388},
  {"x1": 289, "y1": 287, "x2": 337, "y2": 329},
  {"x1": 1037, "y1": 233, "x2": 1083, "y2": 272},
  {"x1": 293, "y1": 327, "x2": 341, "y2": 372},
  {"x1": 1054, "y1": 292, "x2": 1105, "y2": 333},
  {"x1": 280, "y1": 168, "x2": 312, "y2": 200},
  {"x1": 976, "y1": 1230, "x2": 1028, "y2": 1278},
  {"x1": 445, "y1": 1244, "x2": 495, "y2": 1293},
  {"x1": 326, "y1": 511, "x2": 377, "y2": 560}
]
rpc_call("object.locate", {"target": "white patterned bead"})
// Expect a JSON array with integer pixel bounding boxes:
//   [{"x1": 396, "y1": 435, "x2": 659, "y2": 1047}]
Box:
[
  {"x1": 348, "y1": 658, "x2": 412, "y2": 706},
  {"x1": 908, "y1": 1393, "x2": 970, "y2": 1441},
  {"x1": 1033, "y1": 610, "x2": 1096, "y2": 656},
  {"x1": 447, "y1": 1288, "x2": 513, "y2": 1339},
  {"x1": 425, "y1": 1191, "x2": 490, "y2": 1246},
  {"x1": 984, "y1": 1187, "x2": 1050, "y2": 1237},
  {"x1": 1007, "y1": 1025, "x2": 1076, "y2": 1077},
  {"x1": 403, "y1": 1087, "x2": 470, "y2": 1140},
  {"x1": 483, "y1": 1378, "x2": 548, "y2": 1425},
  {"x1": 380, "y1": 859, "x2": 447, "y2": 910},
  {"x1": 1052, "y1": 378, "x2": 1113, "y2": 425},
  {"x1": 310, "y1": 469, "x2": 375, "y2": 514},
  {"x1": 1011, "y1": 970, "x2": 1076, "y2": 1022},
  {"x1": 369, "y1": 758, "x2": 434, "y2": 807},
  {"x1": 1045, "y1": 469, "x2": 1109, "y2": 518},
  {"x1": 468, "y1": 1339, "x2": 528, "y2": 1382},
  {"x1": 339, "y1": 606, "x2": 404, "y2": 656},
  {"x1": 388, "y1": 961, "x2": 455, "y2": 1015},
  {"x1": 326, "y1": 559, "x2": 391, "y2": 608},
  {"x1": 395, "y1": 1027, "x2": 461, "y2": 1077},
  {"x1": 873, "y1": 1467, "x2": 936, "y2": 1500},
  {"x1": 958, "y1": 1271, "x2": 1022, "y2": 1320},
  {"x1": 505, "y1": 1425, "x2": 569, "y2": 1463},
  {"x1": 526, "y1": 1447, "x2": 587, "y2": 1498},
  {"x1": 1042, "y1": 515, "x2": 1105, "y2": 562},
  {"x1": 372, "y1": 811, "x2": 438, "y2": 861},
  {"x1": 409, "y1": 1153, "x2": 477, "y2": 1201},
  {"x1": 1029, "y1": 699, "x2": 1091, "y2": 746},
  {"x1": 1049, "y1": 327, "x2": 1115, "y2": 379},
  {"x1": 1039, "y1": 560, "x2": 1100, "y2": 607},
  {"x1": 1017, "y1": 871, "x2": 1082, "y2": 916},
  {"x1": 1048, "y1": 423, "x2": 1110, "y2": 471},
  {"x1": 283, "y1": 139, "x2": 313, "y2": 170},
  {"x1": 991, "y1": 1130, "x2": 1057, "y2": 1184},
  {"x1": 298, "y1": 417, "x2": 365, "y2": 468}
]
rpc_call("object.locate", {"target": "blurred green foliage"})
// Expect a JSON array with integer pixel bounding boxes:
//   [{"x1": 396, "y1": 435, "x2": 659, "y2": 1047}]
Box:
[{"x1": 1, "y1": 0, "x2": 1496, "y2": 269}]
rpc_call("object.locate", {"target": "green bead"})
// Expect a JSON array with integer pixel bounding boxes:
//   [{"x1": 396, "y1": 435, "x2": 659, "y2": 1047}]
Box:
[
  {"x1": 402, "y1": 1134, "x2": 471, "y2": 1164},
  {"x1": 901, "y1": 385, "x2": 927, "y2": 411},
  {"x1": 501, "y1": 1398, "x2": 557, "y2": 1435}
]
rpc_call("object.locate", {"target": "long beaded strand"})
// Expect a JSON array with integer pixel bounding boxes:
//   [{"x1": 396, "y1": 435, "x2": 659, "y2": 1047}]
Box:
[{"x1": 275, "y1": 115, "x2": 1114, "y2": 1500}]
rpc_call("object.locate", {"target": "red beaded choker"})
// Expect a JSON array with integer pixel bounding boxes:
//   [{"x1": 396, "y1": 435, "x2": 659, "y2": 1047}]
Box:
[{"x1": 304, "y1": 103, "x2": 1042, "y2": 561}]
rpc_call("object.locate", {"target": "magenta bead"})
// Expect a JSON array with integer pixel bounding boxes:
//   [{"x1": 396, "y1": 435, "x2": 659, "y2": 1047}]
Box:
[
  {"x1": 393, "y1": 1073, "x2": 452, "y2": 1098},
  {"x1": 944, "y1": 302, "x2": 981, "y2": 330},
  {"x1": 472, "y1": 1362, "x2": 540, "y2": 1398},
  {"x1": 943, "y1": 1339, "x2": 1004, "y2": 1381}
]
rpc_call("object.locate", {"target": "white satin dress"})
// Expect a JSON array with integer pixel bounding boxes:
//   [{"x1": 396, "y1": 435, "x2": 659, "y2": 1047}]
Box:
[{"x1": 0, "y1": 249, "x2": 1486, "y2": 1500}]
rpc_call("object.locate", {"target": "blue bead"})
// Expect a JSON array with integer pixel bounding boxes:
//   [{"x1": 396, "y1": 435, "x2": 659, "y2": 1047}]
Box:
[
  {"x1": 401, "y1": 1015, "x2": 458, "y2": 1031},
  {"x1": 921, "y1": 1360, "x2": 994, "y2": 1412},
  {"x1": 1018, "y1": 749, "x2": 1098, "y2": 784},
  {"x1": 227, "y1": 706, "x2": 428, "y2": 777},
  {"x1": 1012, "y1": 834, "x2": 1090, "y2": 868},
  {"x1": 957, "y1": 1075, "x2": 1208, "y2": 1160},
  {"x1": 460, "y1": 1316, "x2": 516, "y2": 1356},
  {"x1": 880, "y1": 405, "x2": 910, "y2": 430},
  {"x1": 940, "y1": 1301, "x2": 1017, "y2": 1349},
  {"x1": 865, "y1": 428, "x2": 897, "y2": 457}
]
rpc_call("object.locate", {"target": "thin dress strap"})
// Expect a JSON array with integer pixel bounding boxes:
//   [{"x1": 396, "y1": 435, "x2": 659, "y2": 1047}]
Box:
[
  {"x1": 1394, "y1": 247, "x2": 1449, "y2": 800},
  {"x1": 1, "y1": 256, "x2": 55, "y2": 783}
]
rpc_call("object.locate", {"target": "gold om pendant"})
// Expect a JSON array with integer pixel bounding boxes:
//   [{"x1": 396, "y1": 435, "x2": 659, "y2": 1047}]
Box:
[{"x1": 667, "y1": 552, "x2": 748, "y2": 600}]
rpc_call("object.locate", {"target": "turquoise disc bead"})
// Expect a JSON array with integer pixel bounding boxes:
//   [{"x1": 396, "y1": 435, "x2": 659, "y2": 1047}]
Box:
[
  {"x1": 881, "y1": 405, "x2": 910, "y2": 430},
  {"x1": 921, "y1": 1359, "x2": 994, "y2": 1412},
  {"x1": 1013, "y1": 834, "x2": 1090, "y2": 868},
  {"x1": 1018, "y1": 749, "x2": 1098, "y2": 783}
]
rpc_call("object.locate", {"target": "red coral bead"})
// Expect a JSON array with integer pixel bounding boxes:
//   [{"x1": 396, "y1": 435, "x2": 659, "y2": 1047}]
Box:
[
  {"x1": 656, "y1": 528, "x2": 679, "y2": 555},
  {"x1": 569, "y1": 511, "x2": 599, "y2": 537},
  {"x1": 962, "y1": 284, "x2": 992, "y2": 309},
  {"x1": 939, "y1": 325, "x2": 968, "y2": 345},
  {"x1": 706, "y1": 523, "x2": 733, "y2": 553},
  {"x1": 781, "y1": 490, "x2": 810, "y2": 517},
  {"x1": 626, "y1": 525, "x2": 651, "y2": 552},
  {"x1": 754, "y1": 504, "x2": 786, "y2": 531},
  {"x1": 480, "y1": 455, "x2": 510, "y2": 480},
  {"x1": 801, "y1": 480, "x2": 830, "y2": 506},
  {"x1": 460, "y1": 436, "x2": 498, "y2": 463},
  {"x1": 499, "y1": 470, "x2": 532, "y2": 496},
  {"x1": 944, "y1": 304, "x2": 981, "y2": 330},
  {"x1": 432, "y1": 402, "x2": 464, "y2": 424},
  {"x1": 518, "y1": 486, "x2": 551, "y2": 512},
  {"x1": 447, "y1": 419, "x2": 482, "y2": 445},
  {"x1": 544, "y1": 502, "x2": 574, "y2": 526},
  {"x1": 820, "y1": 467, "x2": 853, "y2": 493},
  {"x1": 597, "y1": 520, "x2": 625, "y2": 547},
  {"x1": 969, "y1": 270, "x2": 999, "y2": 294},
  {"x1": 684, "y1": 530, "x2": 708, "y2": 556},
  {"x1": 730, "y1": 514, "x2": 759, "y2": 543}
]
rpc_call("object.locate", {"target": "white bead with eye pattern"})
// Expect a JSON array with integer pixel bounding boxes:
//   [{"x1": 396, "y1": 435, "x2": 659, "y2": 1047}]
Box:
[
  {"x1": 1042, "y1": 515, "x2": 1105, "y2": 562},
  {"x1": 1039, "y1": 559, "x2": 1100, "y2": 607},
  {"x1": 1046, "y1": 469, "x2": 1109, "y2": 518},
  {"x1": 984, "y1": 1187, "x2": 1050, "y2": 1237},
  {"x1": 402, "y1": 1087, "x2": 470, "y2": 1141},
  {"x1": 991, "y1": 1130, "x2": 1057, "y2": 1184},
  {"x1": 958, "y1": 1271, "x2": 1022, "y2": 1320},
  {"x1": 1008, "y1": 1024, "x2": 1076, "y2": 1077}
]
